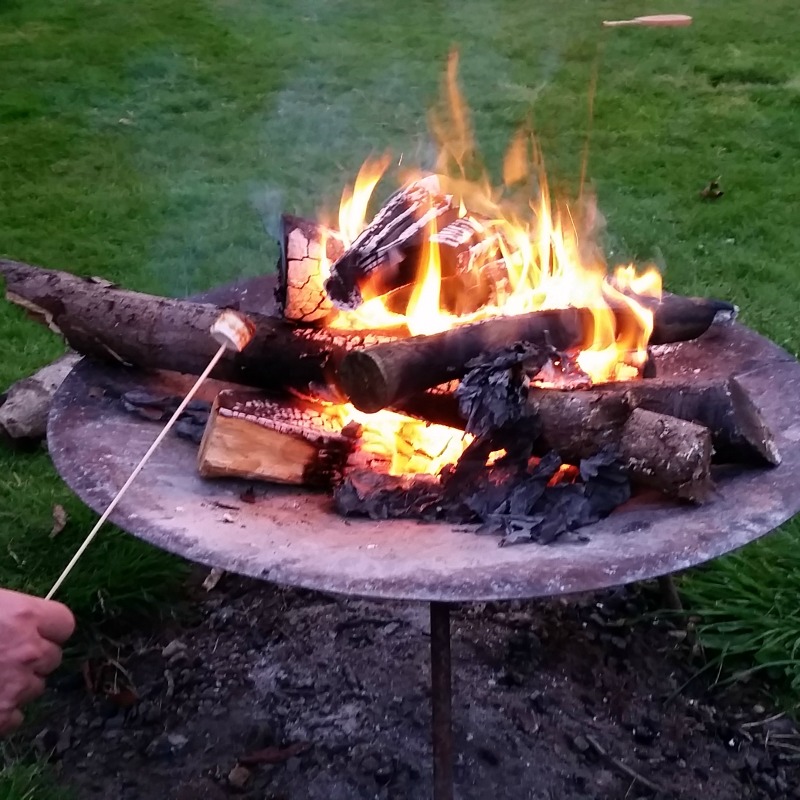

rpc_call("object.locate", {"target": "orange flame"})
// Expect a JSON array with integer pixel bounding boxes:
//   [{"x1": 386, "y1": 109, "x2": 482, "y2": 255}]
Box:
[{"x1": 316, "y1": 53, "x2": 663, "y2": 475}]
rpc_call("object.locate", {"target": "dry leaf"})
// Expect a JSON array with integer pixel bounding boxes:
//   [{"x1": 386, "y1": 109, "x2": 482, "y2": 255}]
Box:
[
  {"x1": 50, "y1": 505, "x2": 68, "y2": 538},
  {"x1": 699, "y1": 177, "x2": 724, "y2": 200},
  {"x1": 202, "y1": 567, "x2": 225, "y2": 592}
]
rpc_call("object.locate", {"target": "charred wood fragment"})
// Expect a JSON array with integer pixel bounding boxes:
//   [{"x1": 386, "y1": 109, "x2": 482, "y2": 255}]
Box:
[
  {"x1": 324, "y1": 176, "x2": 457, "y2": 308},
  {"x1": 276, "y1": 215, "x2": 343, "y2": 325}
]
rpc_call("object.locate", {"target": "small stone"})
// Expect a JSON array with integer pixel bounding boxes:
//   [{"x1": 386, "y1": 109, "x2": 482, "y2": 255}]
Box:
[
  {"x1": 167, "y1": 733, "x2": 189, "y2": 750},
  {"x1": 745, "y1": 753, "x2": 760, "y2": 772},
  {"x1": 55, "y1": 726, "x2": 72, "y2": 756},
  {"x1": 161, "y1": 640, "x2": 187, "y2": 659},
  {"x1": 33, "y1": 728, "x2": 58, "y2": 757},
  {"x1": 144, "y1": 734, "x2": 173, "y2": 759},
  {"x1": 571, "y1": 735, "x2": 590, "y2": 754},
  {"x1": 227, "y1": 764, "x2": 251, "y2": 789}
]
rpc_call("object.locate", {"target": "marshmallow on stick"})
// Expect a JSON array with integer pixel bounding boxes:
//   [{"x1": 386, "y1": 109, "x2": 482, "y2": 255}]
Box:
[{"x1": 46, "y1": 310, "x2": 254, "y2": 600}]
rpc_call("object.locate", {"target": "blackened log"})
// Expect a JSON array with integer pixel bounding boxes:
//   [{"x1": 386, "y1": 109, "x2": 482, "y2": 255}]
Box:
[
  {"x1": 0, "y1": 260, "x2": 395, "y2": 397},
  {"x1": 338, "y1": 307, "x2": 590, "y2": 412},
  {"x1": 324, "y1": 175, "x2": 457, "y2": 308},
  {"x1": 336, "y1": 292, "x2": 734, "y2": 413},
  {"x1": 618, "y1": 408, "x2": 713, "y2": 502},
  {"x1": 276, "y1": 215, "x2": 343, "y2": 324},
  {"x1": 642, "y1": 293, "x2": 736, "y2": 345}
]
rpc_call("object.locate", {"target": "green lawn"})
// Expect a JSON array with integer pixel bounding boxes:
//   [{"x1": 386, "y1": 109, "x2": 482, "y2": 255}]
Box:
[{"x1": 2, "y1": 0, "x2": 800, "y2": 792}]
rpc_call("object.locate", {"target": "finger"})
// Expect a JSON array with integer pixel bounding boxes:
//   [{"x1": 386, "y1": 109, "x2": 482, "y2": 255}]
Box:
[
  {"x1": 0, "y1": 709, "x2": 24, "y2": 737},
  {"x1": 31, "y1": 640, "x2": 63, "y2": 677},
  {"x1": 35, "y1": 600, "x2": 76, "y2": 644},
  {"x1": 15, "y1": 674, "x2": 46, "y2": 705}
]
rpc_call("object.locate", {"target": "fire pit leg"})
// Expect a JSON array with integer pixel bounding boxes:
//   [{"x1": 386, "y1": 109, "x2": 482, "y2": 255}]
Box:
[
  {"x1": 430, "y1": 601, "x2": 454, "y2": 800},
  {"x1": 658, "y1": 574, "x2": 683, "y2": 611}
]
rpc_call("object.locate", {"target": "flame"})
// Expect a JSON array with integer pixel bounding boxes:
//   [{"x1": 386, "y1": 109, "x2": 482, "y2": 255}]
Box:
[
  {"x1": 325, "y1": 403, "x2": 471, "y2": 476},
  {"x1": 314, "y1": 52, "x2": 664, "y2": 475},
  {"x1": 338, "y1": 155, "x2": 390, "y2": 247}
]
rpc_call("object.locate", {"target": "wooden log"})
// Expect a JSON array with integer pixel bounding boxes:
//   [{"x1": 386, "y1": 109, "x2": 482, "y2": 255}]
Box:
[
  {"x1": 527, "y1": 377, "x2": 779, "y2": 467},
  {"x1": 0, "y1": 260, "x2": 396, "y2": 398},
  {"x1": 0, "y1": 353, "x2": 81, "y2": 443},
  {"x1": 619, "y1": 408, "x2": 713, "y2": 502},
  {"x1": 324, "y1": 175, "x2": 457, "y2": 308},
  {"x1": 337, "y1": 293, "x2": 735, "y2": 413},
  {"x1": 198, "y1": 390, "x2": 362, "y2": 487},
  {"x1": 275, "y1": 215, "x2": 343, "y2": 325}
]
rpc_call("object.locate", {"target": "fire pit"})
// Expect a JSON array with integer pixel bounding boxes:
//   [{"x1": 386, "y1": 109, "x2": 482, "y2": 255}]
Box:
[
  {"x1": 45, "y1": 272, "x2": 800, "y2": 799},
  {"x1": 8, "y1": 56, "x2": 800, "y2": 798}
]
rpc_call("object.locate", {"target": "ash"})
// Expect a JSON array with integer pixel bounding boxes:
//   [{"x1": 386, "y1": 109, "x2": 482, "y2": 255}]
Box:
[{"x1": 336, "y1": 345, "x2": 631, "y2": 545}]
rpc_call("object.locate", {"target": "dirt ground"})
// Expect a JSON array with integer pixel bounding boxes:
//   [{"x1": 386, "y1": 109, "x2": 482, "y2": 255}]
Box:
[{"x1": 26, "y1": 576, "x2": 800, "y2": 800}]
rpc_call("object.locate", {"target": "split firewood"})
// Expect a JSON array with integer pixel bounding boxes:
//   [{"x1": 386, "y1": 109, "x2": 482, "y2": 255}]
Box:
[
  {"x1": 276, "y1": 215, "x2": 343, "y2": 324},
  {"x1": 198, "y1": 390, "x2": 387, "y2": 487},
  {"x1": 0, "y1": 260, "x2": 397, "y2": 399},
  {"x1": 324, "y1": 175, "x2": 458, "y2": 308},
  {"x1": 337, "y1": 293, "x2": 736, "y2": 413},
  {"x1": 0, "y1": 352, "x2": 81, "y2": 442}
]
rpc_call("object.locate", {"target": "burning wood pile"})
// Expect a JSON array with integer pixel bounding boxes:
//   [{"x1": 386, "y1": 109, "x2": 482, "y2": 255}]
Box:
[{"x1": 0, "y1": 57, "x2": 781, "y2": 546}]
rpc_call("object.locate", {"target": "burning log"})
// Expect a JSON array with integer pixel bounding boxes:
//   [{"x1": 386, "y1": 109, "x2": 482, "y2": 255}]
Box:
[
  {"x1": 276, "y1": 215, "x2": 343, "y2": 324},
  {"x1": 337, "y1": 294, "x2": 736, "y2": 413},
  {"x1": 0, "y1": 260, "x2": 395, "y2": 398},
  {"x1": 198, "y1": 390, "x2": 362, "y2": 487},
  {"x1": 324, "y1": 175, "x2": 457, "y2": 308}
]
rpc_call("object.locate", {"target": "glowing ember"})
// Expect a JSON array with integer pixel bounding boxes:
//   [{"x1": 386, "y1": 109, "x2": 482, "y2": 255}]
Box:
[{"x1": 317, "y1": 51, "x2": 664, "y2": 476}]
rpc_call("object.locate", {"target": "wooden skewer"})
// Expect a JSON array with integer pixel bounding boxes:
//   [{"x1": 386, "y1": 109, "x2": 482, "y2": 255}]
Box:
[
  {"x1": 45, "y1": 310, "x2": 254, "y2": 600},
  {"x1": 603, "y1": 14, "x2": 692, "y2": 27}
]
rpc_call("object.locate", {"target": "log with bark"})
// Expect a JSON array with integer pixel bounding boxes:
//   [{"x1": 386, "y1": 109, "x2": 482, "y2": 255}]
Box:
[
  {"x1": 526, "y1": 377, "x2": 780, "y2": 467},
  {"x1": 0, "y1": 353, "x2": 81, "y2": 443},
  {"x1": 337, "y1": 294, "x2": 737, "y2": 413},
  {"x1": 0, "y1": 259, "x2": 396, "y2": 399}
]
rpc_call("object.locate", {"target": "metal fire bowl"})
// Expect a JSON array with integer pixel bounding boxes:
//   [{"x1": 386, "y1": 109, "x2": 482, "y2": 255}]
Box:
[{"x1": 47, "y1": 278, "x2": 800, "y2": 602}]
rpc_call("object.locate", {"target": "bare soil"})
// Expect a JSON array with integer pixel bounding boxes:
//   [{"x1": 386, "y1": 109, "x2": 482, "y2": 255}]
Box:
[{"x1": 27, "y1": 576, "x2": 800, "y2": 800}]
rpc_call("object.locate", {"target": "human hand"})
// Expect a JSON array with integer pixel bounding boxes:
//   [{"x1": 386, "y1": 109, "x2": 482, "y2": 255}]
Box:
[{"x1": 0, "y1": 588, "x2": 75, "y2": 736}]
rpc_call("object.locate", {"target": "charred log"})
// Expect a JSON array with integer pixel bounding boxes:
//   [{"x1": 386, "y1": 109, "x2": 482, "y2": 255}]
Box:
[
  {"x1": 0, "y1": 260, "x2": 397, "y2": 398},
  {"x1": 337, "y1": 293, "x2": 735, "y2": 413},
  {"x1": 276, "y1": 215, "x2": 343, "y2": 324},
  {"x1": 324, "y1": 176, "x2": 457, "y2": 308}
]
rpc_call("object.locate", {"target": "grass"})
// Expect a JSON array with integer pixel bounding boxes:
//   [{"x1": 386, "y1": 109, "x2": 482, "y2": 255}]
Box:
[{"x1": 2, "y1": 0, "x2": 800, "y2": 793}]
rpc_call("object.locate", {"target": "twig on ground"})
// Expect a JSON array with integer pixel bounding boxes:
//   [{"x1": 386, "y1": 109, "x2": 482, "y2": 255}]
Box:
[{"x1": 585, "y1": 733, "x2": 665, "y2": 795}]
